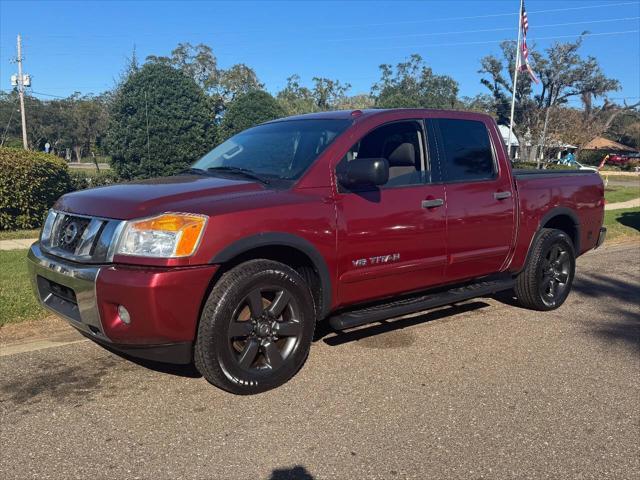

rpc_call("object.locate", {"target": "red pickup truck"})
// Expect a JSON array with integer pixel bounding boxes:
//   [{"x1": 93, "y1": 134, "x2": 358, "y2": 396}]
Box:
[{"x1": 28, "y1": 109, "x2": 606, "y2": 394}]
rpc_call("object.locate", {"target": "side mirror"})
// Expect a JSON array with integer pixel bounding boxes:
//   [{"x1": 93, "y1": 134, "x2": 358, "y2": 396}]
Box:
[{"x1": 337, "y1": 158, "x2": 389, "y2": 188}]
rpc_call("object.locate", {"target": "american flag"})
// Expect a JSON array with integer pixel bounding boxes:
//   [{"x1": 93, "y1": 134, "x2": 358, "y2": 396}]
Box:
[{"x1": 519, "y1": 1, "x2": 539, "y2": 84}]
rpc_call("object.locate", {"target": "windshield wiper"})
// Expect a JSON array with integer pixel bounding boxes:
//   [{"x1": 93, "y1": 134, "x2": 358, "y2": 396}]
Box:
[
  {"x1": 183, "y1": 167, "x2": 210, "y2": 176},
  {"x1": 206, "y1": 166, "x2": 270, "y2": 185}
]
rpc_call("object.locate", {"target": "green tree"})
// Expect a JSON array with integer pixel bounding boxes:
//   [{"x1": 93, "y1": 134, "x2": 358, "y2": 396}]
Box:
[
  {"x1": 607, "y1": 110, "x2": 640, "y2": 148},
  {"x1": 457, "y1": 94, "x2": 497, "y2": 116},
  {"x1": 276, "y1": 75, "x2": 317, "y2": 115},
  {"x1": 372, "y1": 54, "x2": 459, "y2": 109},
  {"x1": 218, "y1": 90, "x2": 285, "y2": 142},
  {"x1": 215, "y1": 64, "x2": 263, "y2": 108},
  {"x1": 147, "y1": 42, "x2": 263, "y2": 115},
  {"x1": 479, "y1": 37, "x2": 621, "y2": 161},
  {"x1": 147, "y1": 42, "x2": 218, "y2": 91},
  {"x1": 312, "y1": 77, "x2": 351, "y2": 110},
  {"x1": 335, "y1": 93, "x2": 375, "y2": 111},
  {"x1": 277, "y1": 74, "x2": 357, "y2": 114},
  {"x1": 106, "y1": 62, "x2": 215, "y2": 179},
  {"x1": 62, "y1": 94, "x2": 109, "y2": 162}
]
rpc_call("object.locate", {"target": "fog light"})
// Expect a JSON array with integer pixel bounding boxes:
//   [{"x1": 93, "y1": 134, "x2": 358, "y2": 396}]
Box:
[{"x1": 118, "y1": 305, "x2": 131, "y2": 325}]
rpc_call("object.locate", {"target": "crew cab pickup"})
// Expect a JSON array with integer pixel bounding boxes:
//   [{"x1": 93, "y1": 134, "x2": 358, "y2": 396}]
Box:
[{"x1": 27, "y1": 109, "x2": 606, "y2": 394}]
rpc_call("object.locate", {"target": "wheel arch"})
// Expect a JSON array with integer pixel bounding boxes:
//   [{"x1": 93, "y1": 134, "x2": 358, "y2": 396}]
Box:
[
  {"x1": 516, "y1": 207, "x2": 580, "y2": 275},
  {"x1": 539, "y1": 207, "x2": 580, "y2": 254},
  {"x1": 209, "y1": 233, "x2": 332, "y2": 320}
]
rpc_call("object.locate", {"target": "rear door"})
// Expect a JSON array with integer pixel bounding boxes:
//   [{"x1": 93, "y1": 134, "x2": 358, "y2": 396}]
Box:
[
  {"x1": 431, "y1": 117, "x2": 515, "y2": 281},
  {"x1": 336, "y1": 120, "x2": 447, "y2": 306}
]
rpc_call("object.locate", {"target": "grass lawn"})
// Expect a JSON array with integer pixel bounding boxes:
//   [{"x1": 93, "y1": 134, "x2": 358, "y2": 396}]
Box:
[
  {"x1": 0, "y1": 249, "x2": 46, "y2": 326},
  {"x1": 0, "y1": 229, "x2": 40, "y2": 241},
  {"x1": 603, "y1": 207, "x2": 640, "y2": 241},
  {"x1": 601, "y1": 174, "x2": 640, "y2": 183},
  {"x1": 604, "y1": 186, "x2": 640, "y2": 204}
]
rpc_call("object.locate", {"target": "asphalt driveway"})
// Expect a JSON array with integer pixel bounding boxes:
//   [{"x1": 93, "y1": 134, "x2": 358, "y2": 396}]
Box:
[{"x1": 1, "y1": 242, "x2": 638, "y2": 479}]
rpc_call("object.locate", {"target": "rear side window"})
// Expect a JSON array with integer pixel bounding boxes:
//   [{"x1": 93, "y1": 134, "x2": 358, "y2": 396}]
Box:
[{"x1": 436, "y1": 119, "x2": 495, "y2": 182}]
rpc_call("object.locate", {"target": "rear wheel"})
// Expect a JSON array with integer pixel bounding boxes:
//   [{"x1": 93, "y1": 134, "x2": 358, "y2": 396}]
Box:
[
  {"x1": 195, "y1": 259, "x2": 315, "y2": 395},
  {"x1": 514, "y1": 228, "x2": 576, "y2": 311}
]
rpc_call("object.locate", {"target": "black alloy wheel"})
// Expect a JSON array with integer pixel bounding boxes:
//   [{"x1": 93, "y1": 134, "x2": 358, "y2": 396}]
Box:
[
  {"x1": 228, "y1": 286, "x2": 304, "y2": 373},
  {"x1": 195, "y1": 259, "x2": 315, "y2": 395},
  {"x1": 539, "y1": 243, "x2": 571, "y2": 307},
  {"x1": 515, "y1": 228, "x2": 576, "y2": 311}
]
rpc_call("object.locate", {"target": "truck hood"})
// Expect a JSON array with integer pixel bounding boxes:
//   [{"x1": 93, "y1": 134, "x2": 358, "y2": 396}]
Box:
[{"x1": 54, "y1": 174, "x2": 267, "y2": 220}]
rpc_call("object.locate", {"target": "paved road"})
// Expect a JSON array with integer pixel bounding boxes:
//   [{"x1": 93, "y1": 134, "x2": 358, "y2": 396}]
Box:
[{"x1": 1, "y1": 242, "x2": 638, "y2": 479}]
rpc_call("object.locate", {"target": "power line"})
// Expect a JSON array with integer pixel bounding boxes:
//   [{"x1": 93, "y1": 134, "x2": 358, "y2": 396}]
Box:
[
  {"x1": 0, "y1": 97, "x2": 19, "y2": 147},
  {"x1": 18, "y1": 1, "x2": 640, "y2": 40},
  {"x1": 11, "y1": 25, "x2": 638, "y2": 60},
  {"x1": 209, "y1": 17, "x2": 640, "y2": 53},
  {"x1": 29, "y1": 90, "x2": 67, "y2": 99},
  {"x1": 326, "y1": 17, "x2": 640, "y2": 45},
  {"x1": 317, "y1": 1, "x2": 640, "y2": 29},
  {"x1": 364, "y1": 29, "x2": 640, "y2": 52}
]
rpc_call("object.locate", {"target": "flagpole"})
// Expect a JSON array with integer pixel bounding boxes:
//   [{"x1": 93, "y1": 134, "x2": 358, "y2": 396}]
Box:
[{"x1": 507, "y1": 0, "x2": 524, "y2": 160}]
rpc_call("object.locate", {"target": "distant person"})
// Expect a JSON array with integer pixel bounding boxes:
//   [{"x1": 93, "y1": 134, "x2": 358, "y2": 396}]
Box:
[
  {"x1": 44, "y1": 142, "x2": 50, "y2": 154},
  {"x1": 564, "y1": 151, "x2": 575, "y2": 165}
]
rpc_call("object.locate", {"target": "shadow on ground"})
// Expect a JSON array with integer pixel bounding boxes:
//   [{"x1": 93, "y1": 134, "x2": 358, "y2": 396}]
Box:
[
  {"x1": 269, "y1": 465, "x2": 314, "y2": 480},
  {"x1": 572, "y1": 271, "x2": 640, "y2": 351},
  {"x1": 618, "y1": 210, "x2": 640, "y2": 232},
  {"x1": 101, "y1": 344, "x2": 202, "y2": 379}
]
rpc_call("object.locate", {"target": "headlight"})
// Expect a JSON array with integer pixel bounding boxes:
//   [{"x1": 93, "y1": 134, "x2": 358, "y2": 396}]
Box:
[
  {"x1": 41, "y1": 209, "x2": 58, "y2": 243},
  {"x1": 116, "y1": 213, "x2": 208, "y2": 258}
]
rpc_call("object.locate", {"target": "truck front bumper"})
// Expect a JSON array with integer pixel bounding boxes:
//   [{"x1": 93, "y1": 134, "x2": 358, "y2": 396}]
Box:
[{"x1": 27, "y1": 243, "x2": 218, "y2": 364}]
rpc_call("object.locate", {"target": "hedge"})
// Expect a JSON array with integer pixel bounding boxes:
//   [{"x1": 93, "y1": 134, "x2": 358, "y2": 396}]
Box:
[
  {"x1": 0, "y1": 147, "x2": 72, "y2": 230},
  {"x1": 513, "y1": 161, "x2": 575, "y2": 170},
  {"x1": 69, "y1": 169, "x2": 120, "y2": 190}
]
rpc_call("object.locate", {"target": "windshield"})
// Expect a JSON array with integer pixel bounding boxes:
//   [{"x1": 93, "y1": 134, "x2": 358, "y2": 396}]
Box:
[{"x1": 192, "y1": 119, "x2": 352, "y2": 181}]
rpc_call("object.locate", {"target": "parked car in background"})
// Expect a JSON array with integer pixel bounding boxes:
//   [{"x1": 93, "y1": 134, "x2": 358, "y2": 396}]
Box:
[
  {"x1": 604, "y1": 153, "x2": 632, "y2": 165},
  {"x1": 27, "y1": 109, "x2": 606, "y2": 395}
]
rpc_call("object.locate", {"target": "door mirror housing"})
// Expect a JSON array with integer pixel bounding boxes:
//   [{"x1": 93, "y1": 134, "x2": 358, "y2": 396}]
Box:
[{"x1": 337, "y1": 158, "x2": 389, "y2": 188}]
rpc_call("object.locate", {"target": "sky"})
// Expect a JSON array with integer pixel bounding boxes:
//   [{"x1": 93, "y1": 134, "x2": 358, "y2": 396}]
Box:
[{"x1": 1, "y1": 0, "x2": 639, "y2": 106}]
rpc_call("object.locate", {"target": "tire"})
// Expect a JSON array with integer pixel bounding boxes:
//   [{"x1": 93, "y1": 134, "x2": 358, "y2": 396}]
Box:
[
  {"x1": 514, "y1": 228, "x2": 576, "y2": 311},
  {"x1": 194, "y1": 259, "x2": 315, "y2": 395}
]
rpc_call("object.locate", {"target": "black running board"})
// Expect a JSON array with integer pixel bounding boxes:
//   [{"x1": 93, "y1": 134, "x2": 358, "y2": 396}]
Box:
[{"x1": 329, "y1": 277, "x2": 514, "y2": 330}]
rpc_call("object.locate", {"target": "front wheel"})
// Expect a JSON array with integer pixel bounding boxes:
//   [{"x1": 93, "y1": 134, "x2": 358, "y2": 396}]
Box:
[
  {"x1": 194, "y1": 259, "x2": 315, "y2": 395},
  {"x1": 514, "y1": 228, "x2": 576, "y2": 311}
]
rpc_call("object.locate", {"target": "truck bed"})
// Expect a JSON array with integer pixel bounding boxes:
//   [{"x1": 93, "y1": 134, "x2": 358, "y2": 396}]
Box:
[{"x1": 513, "y1": 169, "x2": 597, "y2": 179}]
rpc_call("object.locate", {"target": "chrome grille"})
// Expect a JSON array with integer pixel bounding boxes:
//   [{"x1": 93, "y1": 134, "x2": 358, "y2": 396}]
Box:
[{"x1": 41, "y1": 210, "x2": 124, "y2": 263}]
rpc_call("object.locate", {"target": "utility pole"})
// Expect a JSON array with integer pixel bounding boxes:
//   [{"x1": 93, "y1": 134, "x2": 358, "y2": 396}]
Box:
[{"x1": 16, "y1": 34, "x2": 28, "y2": 150}]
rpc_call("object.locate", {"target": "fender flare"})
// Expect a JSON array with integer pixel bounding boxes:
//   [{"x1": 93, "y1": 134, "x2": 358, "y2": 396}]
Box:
[
  {"x1": 518, "y1": 207, "x2": 581, "y2": 274},
  {"x1": 537, "y1": 206, "x2": 581, "y2": 254},
  {"x1": 210, "y1": 232, "x2": 332, "y2": 319}
]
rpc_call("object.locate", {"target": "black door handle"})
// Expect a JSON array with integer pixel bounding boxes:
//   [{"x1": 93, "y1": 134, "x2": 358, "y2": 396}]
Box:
[
  {"x1": 422, "y1": 198, "x2": 444, "y2": 208},
  {"x1": 494, "y1": 191, "x2": 512, "y2": 200}
]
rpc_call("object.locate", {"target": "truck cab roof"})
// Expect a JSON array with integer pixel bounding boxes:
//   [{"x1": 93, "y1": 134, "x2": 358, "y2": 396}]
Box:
[{"x1": 268, "y1": 108, "x2": 495, "y2": 124}]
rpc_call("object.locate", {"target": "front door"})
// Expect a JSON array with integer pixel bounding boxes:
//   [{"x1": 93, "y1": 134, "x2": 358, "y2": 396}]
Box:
[{"x1": 335, "y1": 120, "x2": 448, "y2": 307}]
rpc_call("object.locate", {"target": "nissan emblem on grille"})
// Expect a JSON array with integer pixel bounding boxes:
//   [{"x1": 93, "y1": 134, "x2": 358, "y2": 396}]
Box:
[
  {"x1": 54, "y1": 215, "x2": 92, "y2": 253},
  {"x1": 62, "y1": 222, "x2": 78, "y2": 245}
]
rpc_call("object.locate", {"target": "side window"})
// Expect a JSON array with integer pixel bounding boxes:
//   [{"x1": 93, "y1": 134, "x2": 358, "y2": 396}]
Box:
[
  {"x1": 436, "y1": 119, "x2": 495, "y2": 182},
  {"x1": 341, "y1": 121, "x2": 426, "y2": 188}
]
